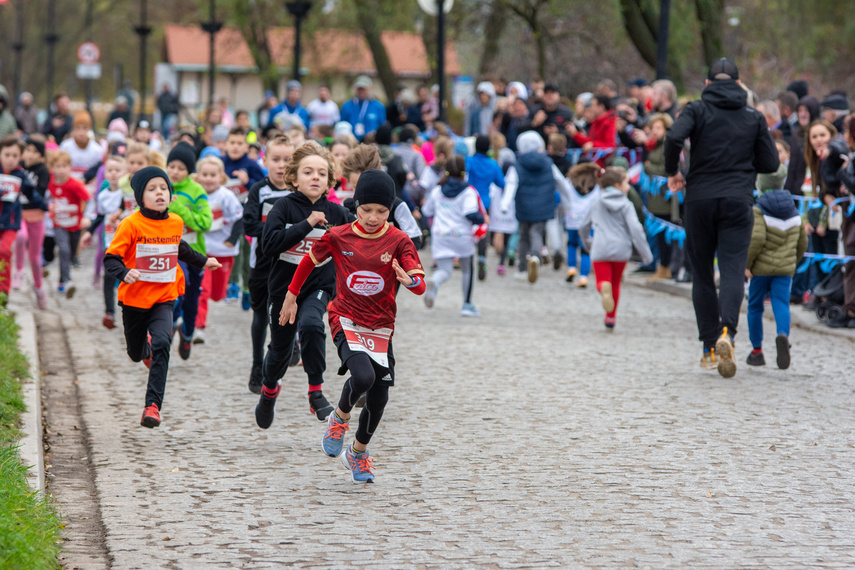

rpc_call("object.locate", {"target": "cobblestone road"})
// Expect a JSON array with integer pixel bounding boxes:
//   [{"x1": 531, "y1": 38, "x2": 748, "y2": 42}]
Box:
[{"x1": 28, "y1": 248, "x2": 855, "y2": 568}]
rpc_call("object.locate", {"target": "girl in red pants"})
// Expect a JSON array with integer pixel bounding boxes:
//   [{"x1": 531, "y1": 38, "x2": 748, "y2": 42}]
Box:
[
  {"x1": 194, "y1": 156, "x2": 243, "y2": 343},
  {"x1": 580, "y1": 166, "x2": 652, "y2": 329}
]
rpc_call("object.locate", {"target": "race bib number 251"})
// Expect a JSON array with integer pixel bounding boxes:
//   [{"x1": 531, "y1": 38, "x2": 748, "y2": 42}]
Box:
[{"x1": 135, "y1": 243, "x2": 179, "y2": 283}]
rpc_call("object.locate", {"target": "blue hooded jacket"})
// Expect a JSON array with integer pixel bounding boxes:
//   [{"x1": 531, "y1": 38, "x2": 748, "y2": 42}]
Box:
[{"x1": 466, "y1": 153, "x2": 505, "y2": 209}]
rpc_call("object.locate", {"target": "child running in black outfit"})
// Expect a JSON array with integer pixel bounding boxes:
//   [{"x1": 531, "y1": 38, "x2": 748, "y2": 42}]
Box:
[
  {"x1": 282, "y1": 170, "x2": 426, "y2": 483},
  {"x1": 104, "y1": 167, "x2": 221, "y2": 427},
  {"x1": 255, "y1": 141, "x2": 354, "y2": 427}
]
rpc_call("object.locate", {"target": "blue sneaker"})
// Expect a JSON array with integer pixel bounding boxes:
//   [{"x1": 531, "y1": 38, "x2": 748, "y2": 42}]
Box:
[
  {"x1": 241, "y1": 292, "x2": 252, "y2": 311},
  {"x1": 226, "y1": 282, "x2": 240, "y2": 300},
  {"x1": 322, "y1": 412, "x2": 349, "y2": 457},
  {"x1": 460, "y1": 302, "x2": 480, "y2": 317},
  {"x1": 341, "y1": 445, "x2": 375, "y2": 483}
]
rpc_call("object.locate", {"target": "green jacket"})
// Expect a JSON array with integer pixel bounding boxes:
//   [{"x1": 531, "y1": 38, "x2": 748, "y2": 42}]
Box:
[
  {"x1": 169, "y1": 177, "x2": 212, "y2": 255},
  {"x1": 746, "y1": 193, "x2": 808, "y2": 277}
]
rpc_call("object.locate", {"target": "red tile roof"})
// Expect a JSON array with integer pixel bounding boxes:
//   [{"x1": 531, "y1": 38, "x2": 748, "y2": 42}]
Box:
[{"x1": 163, "y1": 24, "x2": 460, "y2": 77}]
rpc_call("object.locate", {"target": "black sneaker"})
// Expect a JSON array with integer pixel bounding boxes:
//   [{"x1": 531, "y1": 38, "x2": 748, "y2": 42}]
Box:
[
  {"x1": 775, "y1": 334, "x2": 790, "y2": 369},
  {"x1": 552, "y1": 251, "x2": 563, "y2": 271},
  {"x1": 308, "y1": 391, "x2": 334, "y2": 422},
  {"x1": 255, "y1": 383, "x2": 281, "y2": 429},
  {"x1": 178, "y1": 327, "x2": 192, "y2": 360},
  {"x1": 248, "y1": 365, "x2": 263, "y2": 394},
  {"x1": 477, "y1": 260, "x2": 487, "y2": 281},
  {"x1": 746, "y1": 350, "x2": 766, "y2": 366}
]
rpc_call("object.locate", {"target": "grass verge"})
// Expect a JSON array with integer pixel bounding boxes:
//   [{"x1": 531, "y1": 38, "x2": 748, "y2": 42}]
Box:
[{"x1": 0, "y1": 298, "x2": 62, "y2": 569}]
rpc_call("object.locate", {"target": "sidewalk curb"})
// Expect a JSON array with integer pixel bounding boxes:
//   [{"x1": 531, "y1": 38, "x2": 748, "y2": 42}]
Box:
[
  {"x1": 14, "y1": 304, "x2": 45, "y2": 494},
  {"x1": 623, "y1": 270, "x2": 855, "y2": 342}
]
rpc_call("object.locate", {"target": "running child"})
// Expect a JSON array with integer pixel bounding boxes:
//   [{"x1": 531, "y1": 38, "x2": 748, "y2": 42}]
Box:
[
  {"x1": 255, "y1": 141, "x2": 354, "y2": 427},
  {"x1": 193, "y1": 155, "x2": 244, "y2": 344},
  {"x1": 48, "y1": 150, "x2": 90, "y2": 298},
  {"x1": 167, "y1": 142, "x2": 213, "y2": 360},
  {"x1": 465, "y1": 135, "x2": 505, "y2": 280},
  {"x1": 13, "y1": 135, "x2": 50, "y2": 308},
  {"x1": 564, "y1": 163, "x2": 601, "y2": 287},
  {"x1": 0, "y1": 136, "x2": 42, "y2": 306},
  {"x1": 104, "y1": 166, "x2": 222, "y2": 427},
  {"x1": 242, "y1": 134, "x2": 294, "y2": 393},
  {"x1": 579, "y1": 166, "x2": 652, "y2": 330},
  {"x1": 281, "y1": 169, "x2": 426, "y2": 483},
  {"x1": 421, "y1": 155, "x2": 486, "y2": 316}
]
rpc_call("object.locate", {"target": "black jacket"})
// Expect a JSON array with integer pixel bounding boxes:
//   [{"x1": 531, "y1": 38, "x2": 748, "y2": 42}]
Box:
[
  {"x1": 243, "y1": 177, "x2": 292, "y2": 275},
  {"x1": 665, "y1": 79, "x2": 779, "y2": 203},
  {"x1": 261, "y1": 191, "x2": 354, "y2": 300}
]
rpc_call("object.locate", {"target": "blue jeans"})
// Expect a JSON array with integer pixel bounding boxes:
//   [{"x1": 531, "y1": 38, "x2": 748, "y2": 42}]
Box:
[
  {"x1": 173, "y1": 261, "x2": 205, "y2": 338},
  {"x1": 747, "y1": 275, "x2": 792, "y2": 349},
  {"x1": 566, "y1": 229, "x2": 590, "y2": 276}
]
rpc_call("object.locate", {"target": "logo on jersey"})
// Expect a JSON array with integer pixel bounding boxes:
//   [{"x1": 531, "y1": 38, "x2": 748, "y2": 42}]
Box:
[
  {"x1": 342, "y1": 251, "x2": 354, "y2": 256},
  {"x1": 346, "y1": 271, "x2": 385, "y2": 296},
  {"x1": 380, "y1": 251, "x2": 392, "y2": 263}
]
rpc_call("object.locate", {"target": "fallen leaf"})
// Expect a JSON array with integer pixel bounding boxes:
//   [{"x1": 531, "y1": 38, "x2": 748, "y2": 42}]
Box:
[
  {"x1": 163, "y1": 536, "x2": 170, "y2": 541},
  {"x1": 170, "y1": 468, "x2": 180, "y2": 472},
  {"x1": 769, "y1": 445, "x2": 776, "y2": 451},
  {"x1": 706, "y1": 491, "x2": 712, "y2": 498}
]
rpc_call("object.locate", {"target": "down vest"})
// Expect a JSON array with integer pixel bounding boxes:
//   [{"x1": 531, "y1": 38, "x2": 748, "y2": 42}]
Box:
[{"x1": 746, "y1": 189, "x2": 808, "y2": 276}]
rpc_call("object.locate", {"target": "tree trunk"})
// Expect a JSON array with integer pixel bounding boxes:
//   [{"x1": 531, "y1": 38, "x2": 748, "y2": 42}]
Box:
[
  {"x1": 421, "y1": 12, "x2": 438, "y2": 85},
  {"x1": 353, "y1": 0, "x2": 397, "y2": 101},
  {"x1": 694, "y1": 0, "x2": 724, "y2": 66},
  {"x1": 478, "y1": 0, "x2": 509, "y2": 77},
  {"x1": 506, "y1": 0, "x2": 551, "y2": 80},
  {"x1": 231, "y1": 1, "x2": 280, "y2": 96},
  {"x1": 618, "y1": 0, "x2": 658, "y2": 69}
]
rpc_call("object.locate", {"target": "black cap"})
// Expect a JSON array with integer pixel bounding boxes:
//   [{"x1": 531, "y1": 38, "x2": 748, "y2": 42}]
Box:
[
  {"x1": 374, "y1": 123, "x2": 393, "y2": 146},
  {"x1": 167, "y1": 141, "x2": 197, "y2": 174},
  {"x1": 353, "y1": 169, "x2": 395, "y2": 210},
  {"x1": 626, "y1": 78, "x2": 648, "y2": 87},
  {"x1": 25, "y1": 136, "x2": 45, "y2": 157},
  {"x1": 820, "y1": 94, "x2": 849, "y2": 111},
  {"x1": 475, "y1": 134, "x2": 491, "y2": 155},
  {"x1": 787, "y1": 80, "x2": 809, "y2": 100},
  {"x1": 708, "y1": 58, "x2": 739, "y2": 80},
  {"x1": 131, "y1": 166, "x2": 173, "y2": 208},
  {"x1": 544, "y1": 83, "x2": 559, "y2": 93}
]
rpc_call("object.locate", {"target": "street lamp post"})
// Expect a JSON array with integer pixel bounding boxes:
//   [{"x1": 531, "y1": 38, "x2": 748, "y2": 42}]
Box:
[
  {"x1": 12, "y1": 0, "x2": 25, "y2": 104},
  {"x1": 201, "y1": 0, "x2": 223, "y2": 107},
  {"x1": 45, "y1": 0, "x2": 59, "y2": 110},
  {"x1": 286, "y1": 1, "x2": 313, "y2": 83},
  {"x1": 85, "y1": 0, "x2": 94, "y2": 113},
  {"x1": 656, "y1": 0, "x2": 671, "y2": 80},
  {"x1": 134, "y1": 0, "x2": 153, "y2": 120},
  {"x1": 437, "y1": 0, "x2": 446, "y2": 122}
]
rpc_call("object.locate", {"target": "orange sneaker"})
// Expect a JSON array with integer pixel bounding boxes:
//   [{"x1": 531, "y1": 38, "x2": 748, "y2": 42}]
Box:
[{"x1": 141, "y1": 403, "x2": 160, "y2": 428}]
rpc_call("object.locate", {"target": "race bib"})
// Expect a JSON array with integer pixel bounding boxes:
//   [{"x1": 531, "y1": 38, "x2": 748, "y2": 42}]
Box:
[
  {"x1": 226, "y1": 178, "x2": 249, "y2": 202},
  {"x1": 0, "y1": 174, "x2": 22, "y2": 202},
  {"x1": 261, "y1": 202, "x2": 274, "y2": 223},
  {"x1": 135, "y1": 243, "x2": 178, "y2": 283},
  {"x1": 54, "y1": 200, "x2": 79, "y2": 228},
  {"x1": 279, "y1": 224, "x2": 328, "y2": 265},
  {"x1": 210, "y1": 207, "x2": 224, "y2": 232},
  {"x1": 340, "y1": 317, "x2": 392, "y2": 367}
]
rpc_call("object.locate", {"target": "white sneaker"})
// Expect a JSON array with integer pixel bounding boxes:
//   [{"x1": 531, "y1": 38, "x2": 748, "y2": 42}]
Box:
[
  {"x1": 11, "y1": 269, "x2": 24, "y2": 290},
  {"x1": 193, "y1": 328, "x2": 206, "y2": 345},
  {"x1": 424, "y1": 279, "x2": 436, "y2": 308},
  {"x1": 513, "y1": 271, "x2": 527, "y2": 280},
  {"x1": 460, "y1": 302, "x2": 481, "y2": 317}
]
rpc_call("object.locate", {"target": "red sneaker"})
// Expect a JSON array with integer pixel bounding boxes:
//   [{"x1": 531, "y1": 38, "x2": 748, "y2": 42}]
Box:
[
  {"x1": 102, "y1": 313, "x2": 116, "y2": 329},
  {"x1": 143, "y1": 333, "x2": 153, "y2": 369},
  {"x1": 141, "y1": 403, "x2": 160, "y2": 428}
]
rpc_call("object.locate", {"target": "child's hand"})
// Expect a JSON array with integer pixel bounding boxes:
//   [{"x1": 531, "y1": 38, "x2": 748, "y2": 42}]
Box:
[
  {"x1": 223, "y1": 241, "x2": 234, "y2": 248},
  {"x1": 204, "y1": 257, "x2": 223, "y2": 270},
  {"x1": 79, "y1": 231, "x2": 92, "y2": 250},
  {"x1": 235, "y1": 170, "x2": 249, "y2": 184},
  {"x1": 745, "y1": 269, "x2": 753, "y2": 279},
  {"x1": 307, "y1": 211, "x2": 327, "y2": 227},
  {"x1": 124, "y1": 269, "x2": 141, "y2": 284},
  {"x1": 280, "y1": 292, "x2": 298, "y2": 326},
  {"x1": 817, "y1": 225, "x2": 827, "y2": 237},
  {"x1": 392, "y1": 259, "x2": 413, "y2": 286},
  {"x1": 81, "y1": 217, "x2": 91, "y2": 230}
]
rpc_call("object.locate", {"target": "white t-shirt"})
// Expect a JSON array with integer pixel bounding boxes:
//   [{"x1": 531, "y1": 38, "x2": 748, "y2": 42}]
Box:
[
  {"x1": 564, "y1": 184, "x2": 600, "y2": 230},
  {"x1": 205, "y1": 186, "x2": 244, "y2": 258},
  {"x1": 488, "y1": 183, "x2": 517, "y2": 234},
  {"x1": 306, "y1": 99, "x2": 340, "y2": 127},
  {"x1": 422, "y1": 184, "x2": 479, "y2": 259},
  {"x1": 59, "y1": 138, "x2": 103, "y2": 178}
]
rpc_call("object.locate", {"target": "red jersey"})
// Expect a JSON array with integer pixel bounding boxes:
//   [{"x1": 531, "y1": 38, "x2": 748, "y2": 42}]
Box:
[
  {"x1": 306, "y1": 221, "x2": 424, "y2": 337},
  {"x1": 49, "y1": 176, "x2": 90, "y2": 232}
]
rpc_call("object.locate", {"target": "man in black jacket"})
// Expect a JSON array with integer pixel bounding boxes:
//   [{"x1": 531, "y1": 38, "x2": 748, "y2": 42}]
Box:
[{"x1": 665, "y1": 58, "x2": 779, "y2": 379}]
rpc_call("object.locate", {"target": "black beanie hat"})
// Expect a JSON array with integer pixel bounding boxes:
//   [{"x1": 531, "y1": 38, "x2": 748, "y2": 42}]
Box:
[
  {"x1": 131, "y1": 166, "x2": 173, "y2": 207},
  {"x1": 375, "y1": 123, "x2": 393, "y2": 145},
  {"x1": 25, "y1": 137, "x2": 46, "y2": 157},
  {"x1": 353, "y1": 169, "x2": 395, "y2": 210},
  {"x1": 475, "y1": 134, "x2": 491, "y2": 155},
  {"x1": 167, "y1": 141, "x2": 197, "y2": 174}
]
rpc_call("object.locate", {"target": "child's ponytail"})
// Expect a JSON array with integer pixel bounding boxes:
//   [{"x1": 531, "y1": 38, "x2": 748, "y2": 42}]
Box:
[{"x1": 438, "y1": 154, "x2": 466, "y2": 186}]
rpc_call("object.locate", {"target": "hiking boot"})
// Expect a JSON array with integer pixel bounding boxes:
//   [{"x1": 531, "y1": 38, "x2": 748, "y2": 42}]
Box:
[
  {"x1": 460, "y1": 302, "x2": 481, "y2": 317},
  {"x1": 577, "y1": 276, "x2": 588, "y2": 288},
  {"x1": 192, "y1": 328, "x2": 206, "y2": 345},
  {"x1": 424, "y1": 278, "x2": 436, "y2": 308},
  {"x1": 746, "y1": 350, "x2": 766, "y2": 366},
  {"x1": 775, "y1": 334, "x2": 791, "y2": 370},
  {"x1": 247, "y1": 364, "x2": 263, "y2": 394},
  {"x1": 700, "y1": 348, "x2": 717, "y2": 370},
  {"x1": 647, "y1": 265, "x2": 672, "y2": 283},
  {"x1": 322, "y1": 412, "x2": 350, "y2": 457},
  {"x1": 477, "y1": 260, "x2": 487, "y2": 281},
  {"x1": 715, "y1": 327, "x2": 736, "y2": 378},
  {"x1": 552, "y1": 251, "x2": 563, "y2": 271},
  {"x1": 566, "y1": 267, "x2": 576, "y2": 283},
  {"x1": 141, "y1": 403, "x2": 160, "y2": 428},
  {"x1": 255, "y1": 383, "x2": 281, "y2": 429},
  {"x1": 102, "y1": 312, "x2": 116, "y2": 330},
  {"x1": 178, "y1": 327, "x2": 192, "y2": 360},
  {"x1": 341, "y1": 445, "x2": 375, "y2": 483},
  {"x1": 308, "y1": 391, "x2": 334, "y2": 422},
  {"x1": 143, "y1": 334, "x2": 153, "y2": 370},
  {"x1": 600, "y1": 281, "x2": 615, "y2": 313},
  {"x1": 526, "y1": 256, "x2": 539, "y2": 284}
]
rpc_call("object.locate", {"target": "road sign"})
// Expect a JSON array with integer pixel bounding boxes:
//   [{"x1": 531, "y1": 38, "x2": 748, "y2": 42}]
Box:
[
  {"x1": 77, "y1": 42, "x2": 101, "y2": 64},
  {"x1": 76, "y1": 63, "x2": 102, "y2": 79}
]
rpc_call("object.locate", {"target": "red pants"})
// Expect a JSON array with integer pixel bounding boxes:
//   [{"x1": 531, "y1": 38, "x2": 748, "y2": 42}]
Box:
[
  {"x1": 593, "y1": 260, "x2": 627, "y2": 322},
  {"x1": 0, "y1": 230, "x2": 17, "y2": 297},
  {"x1": 196, "y1": 256, "x2": 235, "y2": 329}
]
